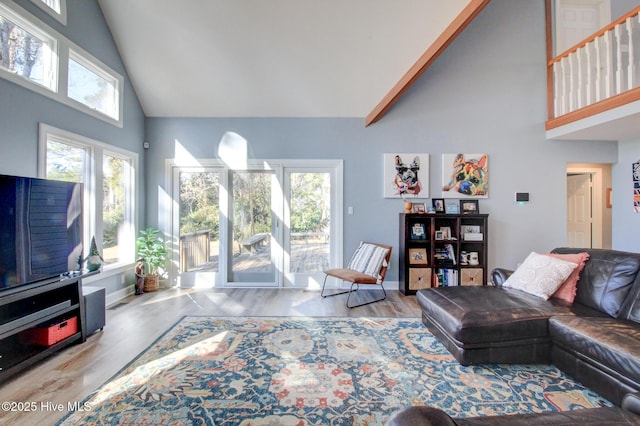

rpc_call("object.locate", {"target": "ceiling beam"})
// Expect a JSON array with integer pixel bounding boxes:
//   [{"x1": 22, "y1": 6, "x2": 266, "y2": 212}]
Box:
[{"x1": 365, "y1": 0, "x2": 491, "y2": 127}]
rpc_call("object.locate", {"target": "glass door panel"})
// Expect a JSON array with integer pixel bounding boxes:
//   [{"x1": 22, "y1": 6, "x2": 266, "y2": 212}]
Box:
[
  {"x1": 178, "y1": 170, "x2": 220, "y2": 277},
  {"x1": 284, "y1": 171, "x2": 332, "y2": 287},
  {"x1": 289, "y1": 172, "x2": 330, "y2": 273},
  {"x1": 229, "y1": 170, "x2": 276, "y2": 284}
]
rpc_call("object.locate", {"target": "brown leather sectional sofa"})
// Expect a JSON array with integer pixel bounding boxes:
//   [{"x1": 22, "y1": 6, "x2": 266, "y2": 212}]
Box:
[
  {"x1": 386, "y1": 392, "x2": 640, "y2": 425},
  {"x1": 415, "y1": 247, "x2": 640, "y2": 411}
]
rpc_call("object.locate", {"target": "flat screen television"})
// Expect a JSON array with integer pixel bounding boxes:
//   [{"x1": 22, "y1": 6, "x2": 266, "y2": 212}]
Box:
[{"x1": 0, "y1": 174, "x2": 83, "y2": 291}]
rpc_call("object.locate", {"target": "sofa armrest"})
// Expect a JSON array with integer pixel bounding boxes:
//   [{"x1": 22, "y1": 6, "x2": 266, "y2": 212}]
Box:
[
  {"x1": 622, "y1": 392, "x2": 640, "y2": 415},
  {"x1": 490, "y1": 268, "x2": 514, "y2": 286},
  {"x1": 385, "y1": 406, "x2": 456, "y2": 426}
]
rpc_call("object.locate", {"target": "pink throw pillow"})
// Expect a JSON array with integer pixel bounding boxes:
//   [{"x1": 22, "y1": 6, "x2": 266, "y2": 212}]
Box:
[{"x1": 545, "y1": 252, "x2": 590, "y2": 304}]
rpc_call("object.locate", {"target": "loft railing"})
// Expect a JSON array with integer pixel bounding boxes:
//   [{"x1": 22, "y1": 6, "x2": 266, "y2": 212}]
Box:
[{"x1": 546, "y1": 5, "x2": 640, "y2": 130}]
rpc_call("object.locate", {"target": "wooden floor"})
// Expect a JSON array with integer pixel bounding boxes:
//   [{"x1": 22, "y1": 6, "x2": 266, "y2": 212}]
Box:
[{"x1": 0, "y1": 287, "x2": 420, "y2": 426}]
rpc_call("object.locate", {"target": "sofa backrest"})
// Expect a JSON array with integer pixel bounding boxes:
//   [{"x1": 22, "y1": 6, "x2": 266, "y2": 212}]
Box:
[
  {"x1": 619, "y1": 274, "x2": 640, "y2": 322},
  {"x1": 552, "y1": 248, "x2": 640, "y2": 318}
]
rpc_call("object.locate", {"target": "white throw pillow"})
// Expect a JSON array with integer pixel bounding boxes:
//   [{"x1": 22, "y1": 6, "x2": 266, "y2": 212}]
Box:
[
  {"x1": 347, "y1": 242, "x2": 389, "y2": 279},
  {"x1": 503, "y1": 251, "x2": 578, "y2": 299}
]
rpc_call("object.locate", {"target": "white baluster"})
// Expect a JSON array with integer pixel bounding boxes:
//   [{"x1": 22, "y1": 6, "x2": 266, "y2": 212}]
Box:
[
  {"x1": 560, "y1": 59, "x2": 569, "y2": 115},
  {"x1": 595, "y1": 35, "x2": 603, "y2": 102},
  {"x1": 553, "y1": 61, "x2": 562, "y2": 116},
  {"x1": 604, "y1": 30, "x2": 614, "y2": 99},
  {"x1": 570, "y1": 54, "x2": 578, "y2": 112},
  {"x1": 577, "y1": 46, "x2": 584, "y2": 109},
  {"x1": 586, "y1": 41, "x2": 594, "y2": 105},
  {"x1": 628, "y1": 16, "x2": 636, "y2": 90},
  {"x1": 615, "y1": 24, "x2": 624, "y2": 95}
]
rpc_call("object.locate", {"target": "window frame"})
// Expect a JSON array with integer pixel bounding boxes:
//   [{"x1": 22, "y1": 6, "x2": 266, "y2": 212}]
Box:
[
  {"x1": 68, "y1": 48, "x2": 122, "y2": 121},
  {"x1": 102, "y1": 150, "x2": 135, "y2": 266},
  {"x1": 0, "y1": 2, "x2": 58, "y2": 91},
  {"x1": 165, "y1": 158, "x2": 343, "y2": 289},
  {"x1": 1, "y1": 1, "x2": 123, "y2": 127},
  {"x1": 38, "y1": 123, "x2": 138, "y2": 275},
  {"x1": 30, "y1": 0, "x2": 67, "y2": 25}
]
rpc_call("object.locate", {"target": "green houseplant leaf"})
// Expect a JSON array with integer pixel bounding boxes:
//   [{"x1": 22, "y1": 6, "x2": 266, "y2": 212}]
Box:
[{"x1": 136, "y1": 227, "x2": 168, "y2": 276}]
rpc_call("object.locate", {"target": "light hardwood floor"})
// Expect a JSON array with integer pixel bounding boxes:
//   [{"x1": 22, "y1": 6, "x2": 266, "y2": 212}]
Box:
[{"x1": 0, "y1": 287, "x2": 420, "y2": 426}]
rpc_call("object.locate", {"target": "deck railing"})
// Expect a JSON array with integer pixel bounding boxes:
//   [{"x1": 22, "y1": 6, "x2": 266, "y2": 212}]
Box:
[
  {"x1": 180, "y1": 230, "x2": 210, "y2": 272},
  {"x1": 547, "y1": 5, "x2": 640, "y2": 129}
]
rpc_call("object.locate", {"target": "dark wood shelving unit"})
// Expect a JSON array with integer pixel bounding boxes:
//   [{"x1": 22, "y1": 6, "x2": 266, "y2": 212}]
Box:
[
  {"x1": 399, "y1": 213, "x2": 488, "y2": 295},
  {"x1": 0, "y1": 276, "x2": 87, "y2": 383}
]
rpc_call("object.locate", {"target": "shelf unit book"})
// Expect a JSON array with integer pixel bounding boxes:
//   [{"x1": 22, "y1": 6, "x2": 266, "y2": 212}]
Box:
[{"x1": 399, "y1": 212, "x2": 488, "y2": 295}]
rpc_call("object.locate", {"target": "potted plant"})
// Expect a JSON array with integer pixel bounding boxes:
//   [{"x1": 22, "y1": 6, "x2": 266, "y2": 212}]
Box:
[{"x1": 136, "y1": 227, "x2": 168, "y2": 292}]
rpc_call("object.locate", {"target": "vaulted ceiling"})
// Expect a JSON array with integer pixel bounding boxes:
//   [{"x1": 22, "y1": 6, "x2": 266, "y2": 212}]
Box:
[{"x1": 98, "y1": 0, "x2": 475, "y2": 121}]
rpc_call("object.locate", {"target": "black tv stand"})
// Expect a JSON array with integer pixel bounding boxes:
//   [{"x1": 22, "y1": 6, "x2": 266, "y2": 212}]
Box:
[{"x1": 0, "y1": 276, "x2": 87, "y2": 383}]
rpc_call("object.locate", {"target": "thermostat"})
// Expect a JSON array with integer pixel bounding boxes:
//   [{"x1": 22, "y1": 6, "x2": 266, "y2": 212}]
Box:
[{"x1": 515, "y1": 192, "x2": 529, "y2": 202}]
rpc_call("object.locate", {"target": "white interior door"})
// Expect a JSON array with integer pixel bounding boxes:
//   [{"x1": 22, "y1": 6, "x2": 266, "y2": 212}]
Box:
[
  {"x1": 555, "y1": 0, "x2": 610, "y2": 54},
  {"x1": 567, "y1": 173, "x2": 593, "y2": 247}
]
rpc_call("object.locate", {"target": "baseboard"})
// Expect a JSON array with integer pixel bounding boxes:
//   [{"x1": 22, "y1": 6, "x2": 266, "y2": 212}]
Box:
[{"x1": 106, "y1": 285, "x2": 134, "y2": 307}]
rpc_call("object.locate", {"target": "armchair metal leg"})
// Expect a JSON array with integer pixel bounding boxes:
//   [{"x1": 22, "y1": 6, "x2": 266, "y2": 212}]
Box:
[
  {"x1": 322, "y1": 274, "x2": 387, "y2": 308},
  {"x1": 345, "y1": 283, "x2": 387, "y2": 309},
  {"x1": 321, "y1": 274, "x2": 351, "y2": 298}
]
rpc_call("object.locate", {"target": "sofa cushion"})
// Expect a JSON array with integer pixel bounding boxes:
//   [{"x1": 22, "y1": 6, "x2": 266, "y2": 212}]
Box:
[
  {"x1": 549, "y1": 316, "x2": 640, "y2": 388},
  {"x1": 547, "y1": 252, "x2": 589, "y2": 304},
  {"x1": 503, "y1": 252, "x2": 577, "y2": 300},
  {"x1": 417, "y1": 286, "x2": 572, "y2": 345},
  {"x1": 552, "y1": 248, "x2": 640, "y2": 318}
]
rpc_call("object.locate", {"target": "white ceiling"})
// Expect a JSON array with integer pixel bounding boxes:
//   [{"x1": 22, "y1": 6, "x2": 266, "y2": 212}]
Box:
[{"x1": 97, "y1": 0, "x2": 470, "y2": 118}]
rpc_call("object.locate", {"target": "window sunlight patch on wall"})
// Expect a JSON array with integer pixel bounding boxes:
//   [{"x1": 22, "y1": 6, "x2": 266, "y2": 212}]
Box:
[
  {"x1": 174, "y1": 139, "x2": 202, "y2": 167},
  {"x1": 218, "y1": 131, "x2": 248, "y2": 170}
]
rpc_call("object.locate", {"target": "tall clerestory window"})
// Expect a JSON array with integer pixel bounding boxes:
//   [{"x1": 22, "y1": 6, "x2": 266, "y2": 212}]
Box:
[
  {"x1": 0, "y1": 5, "x2": 57, "y2": 91},
  {"x1": 31, "y1": 0, "x2": 67, "y2": 25}
]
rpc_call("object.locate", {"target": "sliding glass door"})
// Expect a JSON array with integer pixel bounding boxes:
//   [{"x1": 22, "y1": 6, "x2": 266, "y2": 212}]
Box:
[
  {"x1": 169, "y1": 160, "x2": 342, "y2": 288},
  {"x1": 174, "y1": 168, "x2": 221, "y2": 287},
  {"x1": 228, "y1": 170, "x2": 278, "y2": 285},
  {"x1": 284, "y1": 170, "x2": 332, "y2": 287}
]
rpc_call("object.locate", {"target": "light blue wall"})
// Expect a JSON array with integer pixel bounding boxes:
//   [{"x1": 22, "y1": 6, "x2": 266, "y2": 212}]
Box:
[
  {"x1": 0, "y1": 0, "x2": 632, "y2": 292},
  {"x1": 0, "y1": 0, "x2": 146, "y2": 295},
  {"x1": 145, "y1": 0, "x2": 619, "y2": 277},
  {"x1": 613, "y1": 139, "x2": 640, "y2": 251}
]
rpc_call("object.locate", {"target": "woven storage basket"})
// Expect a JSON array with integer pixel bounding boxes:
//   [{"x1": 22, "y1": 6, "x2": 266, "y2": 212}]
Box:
[{"x1": 143, "y1": 275, "x2": 159, "y2": 292}]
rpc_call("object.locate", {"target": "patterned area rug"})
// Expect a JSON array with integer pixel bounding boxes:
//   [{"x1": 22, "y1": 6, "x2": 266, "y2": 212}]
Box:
[{"x1": 58, "y1": 316, "x2": 610, "y2": 425}]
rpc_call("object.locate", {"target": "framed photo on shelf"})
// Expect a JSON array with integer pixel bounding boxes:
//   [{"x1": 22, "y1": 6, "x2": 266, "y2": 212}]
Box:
[
  {"x1": 432, "y1": 198, "x2": 445, "y2": 213},
  {"x1": 439, "y1": 226, "x2": 451, "y2": 240},
  {"x1": 445, "y1": 200, "x2": 459, "y2": 214},
  {"x1": 409, "y1": 248, "x2": 428, "y2": 265},
  {"x1": 410, "y1": 223, "x2": 427, "y2": 240},
  {"x1": 460, "y1": 199, "x2": 479, "y2": 214},
  {"x1": 411, "y1": 202, "x2": 426, "y2": 213},
  {"x1": 435, "y1": 230, "x2": 444, "y2": 240}
]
